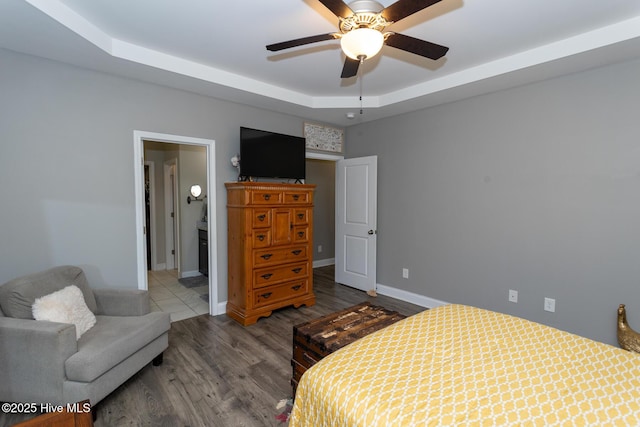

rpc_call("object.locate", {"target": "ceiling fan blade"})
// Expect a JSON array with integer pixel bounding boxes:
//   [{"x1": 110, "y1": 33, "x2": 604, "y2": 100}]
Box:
[
  {"x1": 340, "y1": 57, "x2": 360, "y2": 78},
  {"x1": 318, "y1": 0, "x2": 353, "y2": 18},
  {"x1": 382, "y1": 0, "x2": 442, "y2": 22},
  {"x1": 385, "y1": 33, "x2": 449, "y2": 60},
  {"x1": 266, "y1": 33, "x2": 337, "y2": 52}
]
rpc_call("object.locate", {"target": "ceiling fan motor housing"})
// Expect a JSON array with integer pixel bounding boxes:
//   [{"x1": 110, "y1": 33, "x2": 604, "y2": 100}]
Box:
[
  {"x1": 340, "y1": 0, "x2": 390, "y2": 33},
  {"x1": 348, "y1": 0, "x2": 384, "y2": 14}
]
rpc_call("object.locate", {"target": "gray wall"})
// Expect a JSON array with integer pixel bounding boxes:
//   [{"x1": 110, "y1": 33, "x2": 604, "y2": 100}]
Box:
[
  {"x1": 0, "y1": 48, "x2": 313, "y2": 300},
  {"x1": 306, "y1": 159, "x2": 336, "y2": 262},
  {"x1": 4, "y1": 45, "x2": 639, "y2": 346},
  {"x1": 346, "y1": 58, "x2": 640, "y2": 346}
]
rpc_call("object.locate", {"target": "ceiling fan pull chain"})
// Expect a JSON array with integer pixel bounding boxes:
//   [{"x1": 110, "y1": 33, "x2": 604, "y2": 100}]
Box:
[{"x1": 359, "y1": 56, "x2": 364, "y2": 115}]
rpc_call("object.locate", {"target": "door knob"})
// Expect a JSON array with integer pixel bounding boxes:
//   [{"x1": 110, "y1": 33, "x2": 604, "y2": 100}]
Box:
[{"x1": 368, "y1": 230, "x2": 375, "y2": 235}]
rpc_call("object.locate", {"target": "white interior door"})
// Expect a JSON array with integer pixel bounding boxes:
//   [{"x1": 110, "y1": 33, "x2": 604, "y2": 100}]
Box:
[
  {"x1": 164, "y1": 161, "x2": 177, "y2": 270},
  {"x1": 335, "y1": 155, "x2": 377, "y2": 292}
]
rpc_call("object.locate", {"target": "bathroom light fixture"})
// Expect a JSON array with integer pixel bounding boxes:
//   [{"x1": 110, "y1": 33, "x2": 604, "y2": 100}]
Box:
[{"x1": 187, "y1": 184, "x2": 204, "y2": 204}]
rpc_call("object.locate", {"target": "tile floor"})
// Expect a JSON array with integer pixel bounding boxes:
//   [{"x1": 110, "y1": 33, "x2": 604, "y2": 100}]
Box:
[{"x1": 148, "y1": 269, "x2": 210, "y2": 322}]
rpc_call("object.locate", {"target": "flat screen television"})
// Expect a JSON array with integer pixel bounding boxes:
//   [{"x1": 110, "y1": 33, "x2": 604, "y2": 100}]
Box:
[{"x1": 239, "y1": 127, "x2": 306, "y2": 181}]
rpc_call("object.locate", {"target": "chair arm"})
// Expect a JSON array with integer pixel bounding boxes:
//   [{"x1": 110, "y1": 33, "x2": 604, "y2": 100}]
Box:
[
  {"x1": 0, "y1": 317, "x2": 77, "y2": 404},
  {"x1": 93, "y1": 289, "x2": 150, "y2": 316}
]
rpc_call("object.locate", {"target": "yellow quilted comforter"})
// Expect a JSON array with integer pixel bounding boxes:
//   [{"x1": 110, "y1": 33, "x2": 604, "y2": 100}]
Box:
[{"x1": 289, "y1": 304, "x2": 640, "y2": 426}]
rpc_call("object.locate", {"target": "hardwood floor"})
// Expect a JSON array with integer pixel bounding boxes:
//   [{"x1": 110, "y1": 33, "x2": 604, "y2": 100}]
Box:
[{"x1": 1, "y1": 266, "x2": 425, "y2": 427}]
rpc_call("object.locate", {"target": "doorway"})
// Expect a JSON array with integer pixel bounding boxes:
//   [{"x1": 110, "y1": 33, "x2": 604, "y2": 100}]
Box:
[
  {"x1": 306, "y1": 152, "x2": 378, "y2": 294},
  {"x1": 143, "y1": 142, "x2": 186, "y2": 275},
  {"x1": 305, "y1": 158, "x2": 337, "y2": 268},
  {"x1": 133, "y1": 130, "x2": 219, "y2": 316}
]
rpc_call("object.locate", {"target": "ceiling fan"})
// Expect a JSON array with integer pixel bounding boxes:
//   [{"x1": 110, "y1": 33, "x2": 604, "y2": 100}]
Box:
[{"x1": 266, "y1": 0, "x2": 449, "y2": 78}]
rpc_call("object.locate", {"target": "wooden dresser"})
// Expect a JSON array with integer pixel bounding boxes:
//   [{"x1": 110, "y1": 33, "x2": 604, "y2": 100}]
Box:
[{"x1": 226, "y1": 182, "x2": 316, "y2": 325}]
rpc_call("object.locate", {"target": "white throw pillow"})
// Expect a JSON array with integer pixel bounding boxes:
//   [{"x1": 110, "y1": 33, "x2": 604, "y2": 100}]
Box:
[{"x1": 32, "y1": 285, "x2": 96, "y2": 339}]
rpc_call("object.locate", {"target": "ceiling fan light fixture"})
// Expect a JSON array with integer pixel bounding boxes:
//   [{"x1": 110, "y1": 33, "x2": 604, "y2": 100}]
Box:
[{"x1": 340, "y1": 28, "x2": 384, "y2": 60}]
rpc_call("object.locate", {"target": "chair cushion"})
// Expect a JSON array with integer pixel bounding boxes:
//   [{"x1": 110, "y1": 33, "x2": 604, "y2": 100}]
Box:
[
  {"x1": 64, "y1": 312, "x2": 170, "y2": 382},
  {"x1": 0, "y1": 266, "x2": 97, "y2": 319},
  {"x1": 32, "y1": 285, "x2": 97, "y2": 339}
]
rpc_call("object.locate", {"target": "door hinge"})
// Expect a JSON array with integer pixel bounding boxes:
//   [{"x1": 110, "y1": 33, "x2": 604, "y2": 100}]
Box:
[
  {"x1": 171, "y1": 249, "x2": 175, "y2": 255},
  {"x1": 171, "y1": 212, "x2": 174, "y2": 218}
]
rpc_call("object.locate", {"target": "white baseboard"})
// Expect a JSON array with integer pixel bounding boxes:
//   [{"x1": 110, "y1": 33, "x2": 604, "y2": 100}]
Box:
[
  {"x1": 211, "y1": 288, "x2": 444, "y2": 317},
  {"x1": 376, "y1": 283, "x2": 449, "y2": 309},
  {"x1": 152, "y1": 263, "x2": 166, "y2": 271},
  {"x1": 214, "y1": 301, "x2": 226, "y2": 316},
  {"x1": 313, "y1": 258, "x2": 335, "y2": 268}
]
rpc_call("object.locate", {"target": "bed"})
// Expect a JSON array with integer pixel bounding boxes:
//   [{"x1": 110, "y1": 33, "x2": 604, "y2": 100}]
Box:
[{"x1": 289, "y1": 304, "x2": 640, "y2": 426}]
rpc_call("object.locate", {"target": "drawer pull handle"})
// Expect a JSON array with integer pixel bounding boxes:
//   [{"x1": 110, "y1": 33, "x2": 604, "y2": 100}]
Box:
[
  {"x1": 297, "y1": 213, "x2": 304, "y2": 219},
  {"x1": 263, "y1": 194, "x2": 271, "y2": 200},
  {"x1": 292, "y1": 250, "x2": 302, "y2": 255},
  {"x1": 292, "y1": 268, "x2": 302, "y2": 274},
  {"x1": 260, "y1": 254, "x2": 273, "y2": 260},
  {"x1": 293, "y1": 194, "x2": 299, "y2": 201},
  {"x1": 257, "y1": 234, "x2": 265, "y2": 241},
  {"x1": 292, "y1": 285, "x2": 302, "y2": 291},
  {"x1": 261, "y1": 273, "x2": 273, "y2": 280},
  {"x1": 260, "y1": 292, "x2": 272, "y2": 299},
  {"x1": 297, "y1": 231, "x2": 305, "y2": 237},
  {"x1": 257, "y1": 214, "x2": 266, "y2": 221}
]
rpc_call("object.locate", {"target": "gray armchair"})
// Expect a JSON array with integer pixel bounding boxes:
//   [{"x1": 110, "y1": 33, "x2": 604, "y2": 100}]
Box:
[{"x1": 0, "y1": 266, "x2": 171, "y2": 407}]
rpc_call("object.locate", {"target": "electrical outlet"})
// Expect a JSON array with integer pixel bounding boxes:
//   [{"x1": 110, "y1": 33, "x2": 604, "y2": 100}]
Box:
[
  {"x1": 317, "y1": 245, "x2": 323, "y2": 253},
  {"x1": 402, "y1": 268, "x2": 409, "y2": 279},
  {"x1": 508, "y1": 289, "x2": 518, "y2": 303},
  {"x1": 544, "y1": 297, "x2": 556, "y2": 312}
]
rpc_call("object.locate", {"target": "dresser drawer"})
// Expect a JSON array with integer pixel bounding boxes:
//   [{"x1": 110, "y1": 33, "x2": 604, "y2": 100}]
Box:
[
  {"x1": 252, "y1": 229, "x2": 271, "y2": 248},
  {"x1": 253, "y1": 279, "x2": 309, "y2": 308},
  {"x1": 251, "y1": 191, "x2": 282, "y2": 205},
  {"x1": 293, "y1": 225, "x2": 309, "y2": 243},
  {"x1": 284, "y1": 191, "x2": 310, "y2": 204},
  {"x1": 293, "y1": 208, "x2": 310, "y2": 224},
  {"x1": 254, "y1": 246, "x2": 308, "y2": 266},
  {"x1": 252, "y1": 209, "x2": 271, "y2": 228},
  {"x1": 253, "y1": 262, "x2": 308, "y2": 289}
]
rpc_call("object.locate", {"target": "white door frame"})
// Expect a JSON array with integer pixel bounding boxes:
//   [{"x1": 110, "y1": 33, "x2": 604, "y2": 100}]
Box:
[
  {"x1": 133, "y1": 130, "x2": 219, "y2": 315},
  {"x1": 306, "y1": 152, "x2": 344, "y2": 162},
  {"x1": 144, "y1": 161, "x2": 159, "y2": 270},
  {"x1": 163, "y1": 159, "x2": 178, "y2": 271}
]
